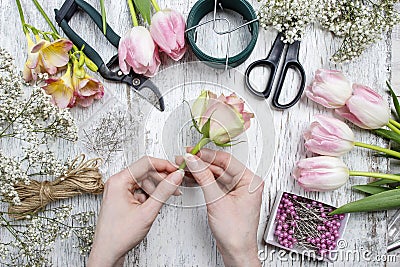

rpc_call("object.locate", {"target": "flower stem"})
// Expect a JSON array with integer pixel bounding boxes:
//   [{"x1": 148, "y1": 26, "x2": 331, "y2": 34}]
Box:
[
  {"x1": 100, "y1": 0, "x2": 107, "y2": 34},
  {"x1": 150, "y1": 0, "x2": 161, "y2": 12},
  {"x1": 16, "y1": 0, "x2": 28, "y2": 34},
  {"x1": 389, "y1": 119, "x2": 400, "y2": 130},
  {"x1": 349, "y1": 171, "x2": 400, "y2": 182},
  {"x1": 31, "y1": 0, "x2": 59, "y2": 35},
  {"x1": 179, "y1": 137, "x2": 211, "y2": 169},
  {"x1": 387, "y1": 122, "x2": 400, "y2": 135},
  {"x1": 127, "y1": 0, "x2": 139, "y2": 26},
  {"x1": 354, "y1": 141, "x2": 400, "y2": 159}
]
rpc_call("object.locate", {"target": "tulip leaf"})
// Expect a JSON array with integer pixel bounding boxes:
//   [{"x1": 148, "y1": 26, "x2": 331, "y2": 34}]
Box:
[
  {"x1": 368, "y1": 178, "x2": 399, "y2": 186},
  {"x1": 374, "y1": 129, "x2": 400, "y2": 145},
  {"x1": 352, "y1": 185, "x2": 391, "y2": 195},
  {"x1": 387, "y1": 81, "x2": 400, "y2": 121},
  {"x1": 330, "y1": 189, "x2": 400, "y2": 214},
  {"x1": 133, "y1": 0, "x2": 152, "y2": 24}
]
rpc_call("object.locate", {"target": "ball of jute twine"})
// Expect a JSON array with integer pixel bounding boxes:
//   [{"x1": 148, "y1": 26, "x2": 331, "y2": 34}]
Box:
[{"x1": 8, "y1": 154, "x2": 104, "y2": 220}]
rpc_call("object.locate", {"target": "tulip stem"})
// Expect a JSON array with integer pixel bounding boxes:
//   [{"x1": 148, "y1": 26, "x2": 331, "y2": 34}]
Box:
[
  {"x1": 179, "y1": 137, "x2": 211, "y2": 170},
  {"x1": 389, "y1": 119, "x2": 400, "y2": 130},
  {"x1": 31, "y1": 0, "x2": 59, "y2": 35},
  {"x1": 16, "y1": 0, "x2": 28, "y2": 34},
  {"x1": 354, "y1": 141, "x2": 400, "y2": 159},
  {"x1": 387, "y1": 122, "x2": 400, "y2": 135},
  {"x1": 127, "y1": 0, "x2": 139, "y2": 27},
  {"x1": 150, "y1": 0, "x2": 161, "y2": 12},
  {"x1": 349, "y1": 171, "x2": 400, "y2": 182}
]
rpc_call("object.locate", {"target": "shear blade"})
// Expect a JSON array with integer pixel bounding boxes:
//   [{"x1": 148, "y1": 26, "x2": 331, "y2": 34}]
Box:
[{"x1": 135, "y1": 79, "x2": 165, "y2": 111}]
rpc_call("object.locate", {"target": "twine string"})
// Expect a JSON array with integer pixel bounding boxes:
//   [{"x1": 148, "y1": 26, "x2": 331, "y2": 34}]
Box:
[{"x1": 8, "y1": 154, "x2": 104, "y2": 220}]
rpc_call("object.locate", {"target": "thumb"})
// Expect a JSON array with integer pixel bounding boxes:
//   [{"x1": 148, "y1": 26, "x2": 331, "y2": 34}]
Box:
[
  {"x1": 142, "y1": 170, "x2": 184, "y2": 213},
  {"x1": 184, "y1": 153, "x2": 224, "y2": 203}
]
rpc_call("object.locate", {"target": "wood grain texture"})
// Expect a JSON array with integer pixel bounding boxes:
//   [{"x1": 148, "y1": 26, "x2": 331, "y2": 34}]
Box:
[{"x1": 0, "y1": 0, "x2": 398, "y2": 266}]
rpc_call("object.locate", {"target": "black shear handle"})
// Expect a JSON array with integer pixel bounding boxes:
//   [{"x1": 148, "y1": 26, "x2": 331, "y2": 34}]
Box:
[
  {"x1": 245, "y1": 59, "x2": 277, "y2": 99},
  {"x1": 55, "y1": 0, "x2": 121, "y2": 70},
  {"x1": 272, "y1": 61, "x2": 306, "y2": 109}
]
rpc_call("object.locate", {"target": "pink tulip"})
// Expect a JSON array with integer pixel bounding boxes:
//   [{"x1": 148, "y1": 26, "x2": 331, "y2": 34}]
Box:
[
  {"x1": 42, "y1": 65, "x2": 75, "y2": 108},
  {"x1": 118, "y1": 26, "x2": 161, "y2": 77},
  {"x1": 306, "y1": 69, "x2": 352, "y2": 108},
  {"x1": 73, "y1": 74, "x2": 104, "y2": 108},
  {"x1": 150, "y1": 9, "x2": 187, "y2": 61},
  {"x1": 293, "y1": 156, "x2": 349, "y2": 192},
  {"x1": 304, "y1": 115, "x2": 355, "y2": 156},
  {"x1": 335, "y1": 84, "x2": 390, "y2": 129},
  {"x1": 192, "y1": 91, "x2": 254, "y2": 145}
]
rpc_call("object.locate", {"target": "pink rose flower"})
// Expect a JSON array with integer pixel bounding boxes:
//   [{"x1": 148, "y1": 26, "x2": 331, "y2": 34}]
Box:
[
  {"x1": 336, "y1": 84, "x2": 390, "y2": 129},
  {"x1": 118, "y1": 26, "x2": 161, "y2": 77},
  {"x1": 192, "y1": 91, "x2": 254, "y2": 145},
  {"x1": 306, "y1": 69, "x2": 352, "y2": 108},
  {"x1": 150, "y1": 9, "x2": 187, "y2": 61},
  {"x1": 304, "y1": 115, "x2": 355, "y2": 156},
  {"x1": 293, "y1": 156, "x2": 350, "y2": 192}
]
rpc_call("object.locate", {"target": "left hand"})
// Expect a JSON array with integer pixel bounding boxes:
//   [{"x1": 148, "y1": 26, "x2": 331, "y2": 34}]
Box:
[{"x1": 88, "y1": 156, "x2": 184, "y2": 267}]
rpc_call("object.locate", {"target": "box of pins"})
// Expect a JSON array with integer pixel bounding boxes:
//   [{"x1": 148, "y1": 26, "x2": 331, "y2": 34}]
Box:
[{"x1": 264, "y1": 191, "x2": 350, "y2": 261}]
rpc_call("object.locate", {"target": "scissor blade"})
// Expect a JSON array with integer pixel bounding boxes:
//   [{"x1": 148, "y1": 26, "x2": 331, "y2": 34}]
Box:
[{"x1": 134, "y1": 79, "x2": 165, "y2": 111}]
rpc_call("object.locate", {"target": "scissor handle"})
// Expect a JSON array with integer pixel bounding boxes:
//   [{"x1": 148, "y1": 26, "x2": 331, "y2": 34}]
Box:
[
  {"x1": 245, "y1": 59, "x2": 277, "y2": 99},
  {"x1": 55, "y1": 0, "x2": 121, "y2": 69},
  {"x1": 272, "y1": 60, "x2": 306, "y2": 109}
]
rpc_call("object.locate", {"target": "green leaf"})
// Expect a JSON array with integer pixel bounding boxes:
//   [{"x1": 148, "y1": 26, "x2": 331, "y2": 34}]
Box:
[
  {"x1": 330, "y1": 189, "x2": 400, "y2": 214},
  {"x1": 201, "y1": 117, "x2": 211, "y2": 138},
  {"x1": 368, "y1": 178, "x2": 399, "y2": 186},
  {"x1": 374, "y1": 129, "x2": 400, "y2": 145},
  {"x1": 387, "y1": 81, "x2": 400, "y2": 121},
  {"x1": 133, "y1": 0, "x2": 152, "y2": 24},
  {"x1": 352, "y1": 185, "x2": 391, "y2": 195}
]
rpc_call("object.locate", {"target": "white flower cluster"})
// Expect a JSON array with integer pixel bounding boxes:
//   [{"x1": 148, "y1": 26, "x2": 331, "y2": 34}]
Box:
[
  {"x1": 258, "y1": 0, "x2": 400, "y2": 62},
  {"x1": 0, "y1": 152, "x2": 30, "y2": 205},
  {"x1": 0, "y1": 48, "x2": 78, "y2": 204},
  {"x1": 0, "y1": 205, "x2": 96, "y2": 266}
]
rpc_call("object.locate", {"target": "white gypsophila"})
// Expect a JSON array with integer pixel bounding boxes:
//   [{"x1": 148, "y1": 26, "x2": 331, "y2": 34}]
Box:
[
  {"x1": 258, "y1": 0, "x2": 400, "y2": 62},
  {"x1": 0, "y1": 48, "x2": 78, "y2": 203},
  {"x1": 0, "y1": 152, "x2": 30, "y2": 205},
  {"x1": 0, "y1": 205, "x2": 96, "y2": 265}
]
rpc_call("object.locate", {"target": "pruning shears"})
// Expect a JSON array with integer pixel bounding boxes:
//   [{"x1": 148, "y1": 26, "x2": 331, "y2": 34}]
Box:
[{"x1": 55, "y1": 0, "x2": 165, "y2": 111}]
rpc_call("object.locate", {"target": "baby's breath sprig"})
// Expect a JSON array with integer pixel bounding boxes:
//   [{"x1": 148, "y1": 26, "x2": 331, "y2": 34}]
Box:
[
  {"x1": 0, "y1": 205, "x2": 96, "y2": 266},
  {"x1": 258, "y1": 0, "x2": 400, "y2": 62}
]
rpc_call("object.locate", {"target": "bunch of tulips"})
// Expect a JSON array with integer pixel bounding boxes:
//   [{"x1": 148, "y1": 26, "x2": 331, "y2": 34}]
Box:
[{"x1": 294, "y1": 69, "x2": 400, "y2": 214}]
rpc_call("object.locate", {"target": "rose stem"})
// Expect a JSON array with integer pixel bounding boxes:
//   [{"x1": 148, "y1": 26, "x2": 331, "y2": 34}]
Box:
[{"x1": 179, "y1": 137, "x2": 210, "y2": 170}]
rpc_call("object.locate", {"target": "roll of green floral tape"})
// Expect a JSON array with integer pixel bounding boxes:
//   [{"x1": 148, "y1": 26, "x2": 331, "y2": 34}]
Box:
[{"x1": 186, "y1": 0, "x2": 259, "y2": 68}]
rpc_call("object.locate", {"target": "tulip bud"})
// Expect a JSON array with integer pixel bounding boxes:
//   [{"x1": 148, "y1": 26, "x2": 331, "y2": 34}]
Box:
[
  {"x1": 293, "y1": 156, "x2": 350, "y2": 192},
  {"x1": 304, "y1": 115, "x2": 355, "y2": 156},
  {"x1": 335, "y1": 84, "x2": 390, "y2": 129},
  {"x1": 118, "y1": 26, "x2": 161, "y2": 77},
  {"x1": 306, "y1": 69, "x2": 352, "y2": 108},
  {"x1": 150, "y1": 9, "x2": 187, "y2": 61}
]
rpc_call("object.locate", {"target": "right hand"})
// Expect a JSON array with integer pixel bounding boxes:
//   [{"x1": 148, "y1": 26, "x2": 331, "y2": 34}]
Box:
[{"x1": 176, "y1": 148, "x2": 263, "y2": 267}]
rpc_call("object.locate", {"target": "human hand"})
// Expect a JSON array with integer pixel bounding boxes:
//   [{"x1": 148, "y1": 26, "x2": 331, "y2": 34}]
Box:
[
  {"x1": 176, "y1": 149, "x2": 263, "y2": 267},
  {"x1": 88, "y1": 156, "x2": 184, "y2": 267}
]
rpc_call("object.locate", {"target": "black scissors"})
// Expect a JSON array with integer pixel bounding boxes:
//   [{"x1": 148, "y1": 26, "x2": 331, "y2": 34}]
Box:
[
  {"x1": 55, "y1": 0, "x2": 165, "y2": 111},
  {"x1": 245, "y1": 33, "x2": 305, "y2": 109}
]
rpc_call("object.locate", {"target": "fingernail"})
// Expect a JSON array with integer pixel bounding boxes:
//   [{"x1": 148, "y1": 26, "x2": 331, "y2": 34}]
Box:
[
  {"x1": 184, "y1": 153, "x2": 198, "y2": 168},
  {"x1": 171, "y1": 169, "x2": 184, "y2": 184}
]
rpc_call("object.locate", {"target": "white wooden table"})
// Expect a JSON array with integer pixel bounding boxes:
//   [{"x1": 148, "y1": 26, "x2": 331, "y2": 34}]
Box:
[{"x1": 1, "y1": 0, "x2": 399, "y2": 266}]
